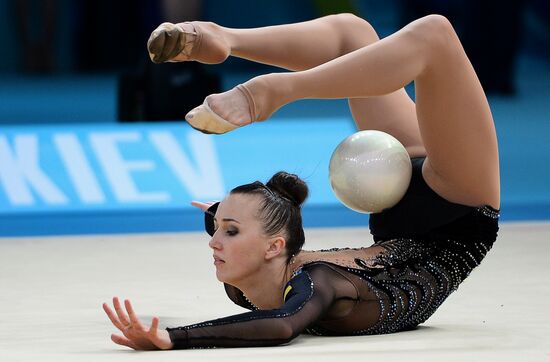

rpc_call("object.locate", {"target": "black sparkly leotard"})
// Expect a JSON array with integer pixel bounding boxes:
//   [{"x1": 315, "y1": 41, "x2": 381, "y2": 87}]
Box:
[{"x1": 167, "y1": 157, "x2": 499, "y2": 349}]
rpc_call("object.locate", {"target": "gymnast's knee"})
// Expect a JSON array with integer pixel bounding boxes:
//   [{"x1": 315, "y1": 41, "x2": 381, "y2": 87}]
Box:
[
  {"x1": 326, "y1": 13, "x2": 379, "y2": 53},
  {"x1": 405, "y1": 14, "x2": 460, "y2": 55}
]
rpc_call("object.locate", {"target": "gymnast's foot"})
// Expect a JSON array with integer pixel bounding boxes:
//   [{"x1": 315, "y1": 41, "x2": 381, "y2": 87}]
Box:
[
  {"x1": 147, "y1": 21, "x2": 230, "y2": 64},
  {"x1": 185, "y1": 75, "x2": 285, "y2": 134},
  {"x1": 185, "y1": 86, "x2": 252, "y2": 134}
]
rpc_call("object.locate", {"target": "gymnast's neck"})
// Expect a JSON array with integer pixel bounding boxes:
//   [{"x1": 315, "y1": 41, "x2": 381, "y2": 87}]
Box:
[{"x1": 231, "y1": 255, "x2": 290, "y2": 310}]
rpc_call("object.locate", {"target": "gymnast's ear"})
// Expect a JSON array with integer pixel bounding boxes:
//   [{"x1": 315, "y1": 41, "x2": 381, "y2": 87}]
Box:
[{"x1": 265, "y1": 236, "x2": 286, "y2": 261}]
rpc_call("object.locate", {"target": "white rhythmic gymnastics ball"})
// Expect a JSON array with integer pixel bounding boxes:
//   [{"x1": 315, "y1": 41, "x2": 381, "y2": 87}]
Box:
[{"x1": 329, "y1": 130, "x2": 412, "y2": 214}]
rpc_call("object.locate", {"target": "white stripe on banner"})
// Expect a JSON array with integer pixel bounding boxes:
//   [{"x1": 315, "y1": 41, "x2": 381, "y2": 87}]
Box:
[
  {"x1": 54, "y1": 133, "x2": 105, "y2": 204},
  {"x1": 0, "y1": 134, "x2": 68, "y2": 205}
]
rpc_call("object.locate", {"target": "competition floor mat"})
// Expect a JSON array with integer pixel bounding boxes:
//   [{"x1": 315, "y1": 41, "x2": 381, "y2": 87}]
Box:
[{"x1": 1, "y1": 222, "x2": 548, "y2": 361}]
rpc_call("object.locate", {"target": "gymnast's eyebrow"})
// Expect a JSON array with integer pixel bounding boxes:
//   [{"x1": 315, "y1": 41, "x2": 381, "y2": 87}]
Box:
[
  {"x1": 220, "y1": 218, "x2": 240, "y2": 224},
  {"x1": 205, "y1": 209, "x2": 240, "y2": 223},
  {"x1": 209, "y1": 214, "x2": 241, "y2": 224}
]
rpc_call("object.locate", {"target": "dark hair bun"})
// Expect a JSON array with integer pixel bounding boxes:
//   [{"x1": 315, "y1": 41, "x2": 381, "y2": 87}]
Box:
[{"x1": 266, "y1": 171, "x2": 308, "y2": 206}]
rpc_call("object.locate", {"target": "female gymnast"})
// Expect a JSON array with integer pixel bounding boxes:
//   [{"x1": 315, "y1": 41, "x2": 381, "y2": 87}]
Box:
[{"x1": 103, "y1": 13, "x2": 500, "y2": 350}]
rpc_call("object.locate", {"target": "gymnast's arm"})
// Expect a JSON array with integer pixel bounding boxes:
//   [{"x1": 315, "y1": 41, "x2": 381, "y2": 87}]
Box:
[{"x1": 166, "y1": 264, "x2": 336, "y2": 349}]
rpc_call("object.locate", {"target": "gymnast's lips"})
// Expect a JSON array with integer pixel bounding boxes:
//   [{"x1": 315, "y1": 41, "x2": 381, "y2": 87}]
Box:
[{"x1": 213, "y1": 255, "x2": 225, "y2": 265}]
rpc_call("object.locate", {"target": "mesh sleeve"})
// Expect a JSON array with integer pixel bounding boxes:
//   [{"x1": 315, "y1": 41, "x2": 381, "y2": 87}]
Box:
[{"x1": 166, "y1": 264, "x2": 337, "y2": 349}]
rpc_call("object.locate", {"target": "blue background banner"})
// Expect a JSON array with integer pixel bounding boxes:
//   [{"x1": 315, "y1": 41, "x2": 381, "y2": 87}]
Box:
[{"x1": 1, "y1": 116, "x2": 549, "y2": 236}]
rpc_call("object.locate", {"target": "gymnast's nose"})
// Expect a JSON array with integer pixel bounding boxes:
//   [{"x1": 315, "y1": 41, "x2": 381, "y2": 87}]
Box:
[{"x1": 209, "y1": 232, "x2": 222, "y2": 250}]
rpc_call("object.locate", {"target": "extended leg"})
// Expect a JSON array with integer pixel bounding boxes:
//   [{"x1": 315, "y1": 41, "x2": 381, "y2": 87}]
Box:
[
  {"x1": 221, "y1": 14, "x2": 424, "y2": 155},
  {"x1": 212, "y1": 15, "x2": 499, "y2": 208},
  {"x1": 149, "y1": 15, "x2": 424, "y2": 154}
]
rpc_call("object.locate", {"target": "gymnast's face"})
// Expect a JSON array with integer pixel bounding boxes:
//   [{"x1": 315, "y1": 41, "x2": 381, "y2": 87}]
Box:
[{"x1": 208, "y1": 193, "x2": 280, "y2": 284}]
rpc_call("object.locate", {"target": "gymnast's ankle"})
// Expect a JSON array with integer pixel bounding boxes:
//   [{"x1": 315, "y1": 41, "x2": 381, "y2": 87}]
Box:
[
  {"x1": 175, "y1": 21, "x2": 230, "y2": 64},
  {"x1": 239, "y1": 73, "x2": 291, "y2": 122}
]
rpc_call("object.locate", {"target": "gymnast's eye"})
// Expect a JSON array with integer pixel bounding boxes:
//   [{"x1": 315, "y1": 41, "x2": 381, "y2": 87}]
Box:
[{"x1": 226, "y1": 228, "x2": 238, "y2": 236}]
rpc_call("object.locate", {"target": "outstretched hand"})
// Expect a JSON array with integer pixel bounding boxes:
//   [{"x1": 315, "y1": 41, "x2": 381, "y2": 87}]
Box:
[{"x1": 103, "y1": 297, "x2": 173, "y2": 350}]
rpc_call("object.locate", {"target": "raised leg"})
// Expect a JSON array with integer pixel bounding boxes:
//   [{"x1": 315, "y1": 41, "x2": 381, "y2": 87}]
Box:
[
  {"x1": 149, "y1": 14, "x2": 424, "y2": 154},
  {"x1": 223, "y1": 15, "x2": 423, "y2": 155},
  {"x1": 230, "y1": 15, "x2": 499, "y2": 208}
]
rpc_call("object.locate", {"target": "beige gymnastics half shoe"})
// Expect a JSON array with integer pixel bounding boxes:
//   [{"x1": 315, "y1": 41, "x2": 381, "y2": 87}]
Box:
[
  {"x1": 147, "y1": 22, "x2": 196, "y2": 64},
  {"x1": 184, "y1": 85, "x2": 256, "y2": 134},
  {"x1": 185, "y1": 100, "x2": 239, "y2": 134},
  {"x1": 148, "y1": 21, "x2": 230, "y2": 64}
]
